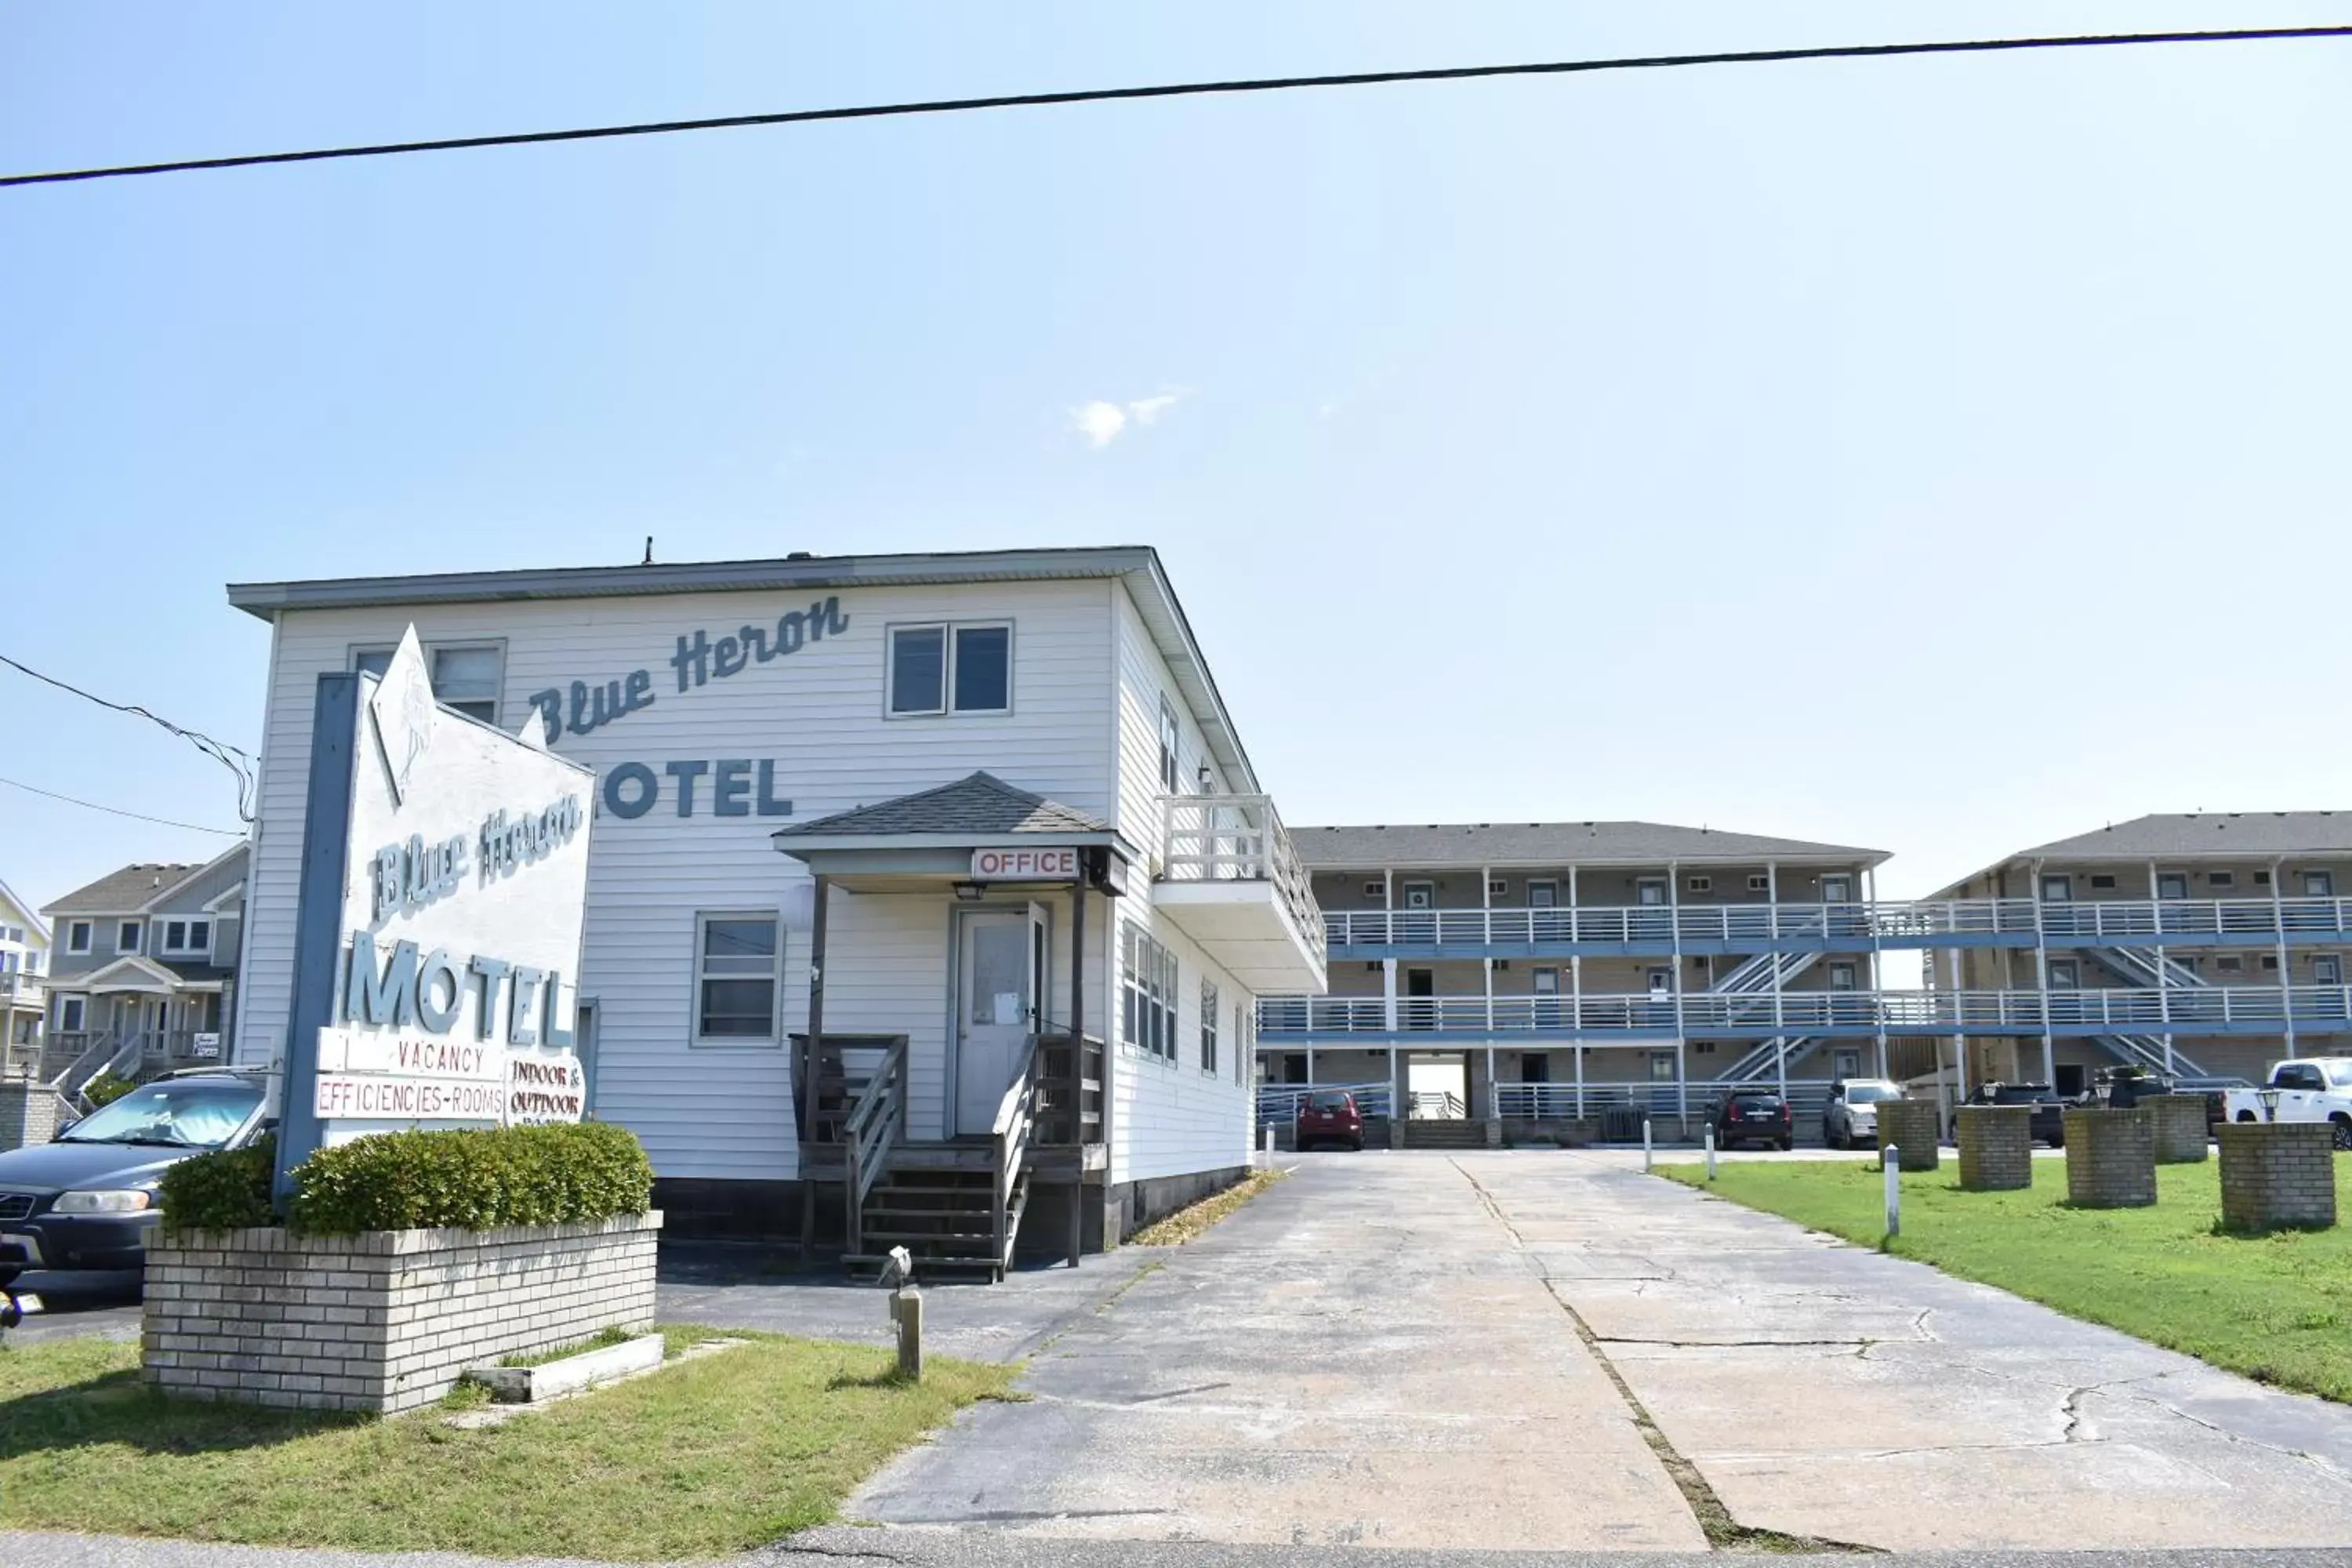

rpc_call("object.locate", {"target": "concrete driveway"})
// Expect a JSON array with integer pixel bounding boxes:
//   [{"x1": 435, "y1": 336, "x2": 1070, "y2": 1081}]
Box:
[{"x1": 849, "y1": 1150, "x2": 2352, "y2": 1552}]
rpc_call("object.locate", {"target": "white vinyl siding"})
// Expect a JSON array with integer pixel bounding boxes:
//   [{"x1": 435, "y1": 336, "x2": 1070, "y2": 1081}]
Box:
[
  {"x1": 1109, "y1": 899, "x2": 1252, "y2": 1185},
  {"x1": 1112, "y1": 584, "x2": 1233, "y2": 871}
]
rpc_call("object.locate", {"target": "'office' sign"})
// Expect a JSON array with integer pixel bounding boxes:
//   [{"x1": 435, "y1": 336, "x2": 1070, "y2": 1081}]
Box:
[{"x1": 971, "y1": 847, "x2": 1079, "y2": 880}]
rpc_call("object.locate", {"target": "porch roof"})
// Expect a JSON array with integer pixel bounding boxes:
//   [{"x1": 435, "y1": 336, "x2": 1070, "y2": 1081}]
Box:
[{"x1": 771, "y1": 772, "x2": 1120, "y2": 855}]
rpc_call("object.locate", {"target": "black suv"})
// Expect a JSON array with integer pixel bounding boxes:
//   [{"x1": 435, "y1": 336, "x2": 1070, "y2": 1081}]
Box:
[
  {"x1": 1708, "y1": 1091, "x2": 1793, "y2": 1152},
  {"x1": 1956, "y1": 1082, "x2": 2067, "y2": 1147}
]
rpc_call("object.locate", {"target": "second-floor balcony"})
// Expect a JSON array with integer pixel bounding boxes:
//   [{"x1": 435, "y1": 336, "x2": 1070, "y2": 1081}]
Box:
[
  {"x1": 1320, "y1": 895, "x2": 2352, "y2": 955},
  {"x1": 1151, "y1": 793, "x2": 1327, "y2": 994},
  {"x1": 1258, "y1": 984, "x2": 2352, "y2": 1040}
]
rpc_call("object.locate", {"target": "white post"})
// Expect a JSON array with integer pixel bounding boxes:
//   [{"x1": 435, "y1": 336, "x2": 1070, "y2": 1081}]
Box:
[
  {"x1": 1883, "y1": 1152, "x2": 1900, "y2": 1238},
  {"x1": 1382, "y1": 869, "x2": 1398, "y2": 1032},
  {"x1": 2271, "y1": 857, "x2": 2296, "y2": 1054},
  {"x1": 1704, "y1": 1125, "x2": 1716, "y2": 1181},
  {"x1": 1642, "y1": 1116, "x2": 1653, "y2": 1173},
  {"x1": 1867, "y1": 864, "x2": 1889, "y2": 1080},
  {"x1": 1947, "y1": 946, "x2": 1969, "y2": 1102},
  {"x1": 2032, "y1": 858, "x2": 2057, "y2": 1086}
]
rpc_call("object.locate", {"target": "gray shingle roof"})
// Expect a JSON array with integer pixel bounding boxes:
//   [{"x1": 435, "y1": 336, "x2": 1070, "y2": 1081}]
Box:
[
  {"x1": 1294, "y1": 821, "x2": 1886, "y2": 870},
  {"x1": 2015, "y1": 811, "x2": 2352, "y2": 860},
  {"x1": 772, "y1": 772, "x2": 1107, "y2": 839},
  {"x1": 43, "y1": 863, "x2": 205, "y2": 915}
]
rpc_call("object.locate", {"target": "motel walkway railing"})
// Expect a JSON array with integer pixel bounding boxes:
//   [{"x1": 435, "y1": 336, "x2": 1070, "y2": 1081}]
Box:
[
  {"x1": 1259, "y1": 985, "x2": 2352, "y2": 1036},
  {"x1": 1254, "y1": 1081, "x2": 1395, "y2": 1124},
  {"x1": 1321, "y1": 895, "x2": 2352, "y2": 949}
]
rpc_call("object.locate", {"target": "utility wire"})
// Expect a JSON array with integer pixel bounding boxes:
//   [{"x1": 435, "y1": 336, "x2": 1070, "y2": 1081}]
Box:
[
  {"x1": 5, "y1": 25, "x2": 2350, "y2": 190},
  {"x1": 0, "y1": 774, "x2": 246, "y2": 837},
  {"x1": 0, "y1": 652, "x2": 257, "y2": 822}
]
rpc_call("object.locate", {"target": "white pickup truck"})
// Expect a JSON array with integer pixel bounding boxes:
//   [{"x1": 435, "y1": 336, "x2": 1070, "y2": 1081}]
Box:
[{"x1": 2222, "y1": 1058, "x2": 2352, "y2": 1148}]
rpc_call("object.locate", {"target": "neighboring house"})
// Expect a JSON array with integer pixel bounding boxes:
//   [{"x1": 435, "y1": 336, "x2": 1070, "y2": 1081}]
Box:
[
  {"x1": 1258, "y1": 822, "x2": 1891, "y2": 1138},
  {"x1": 40, "y1": 845, "x2": 246, "y2": 1081},
  {"x1": 1927, "y1": 812, "x2": 2352, "y2": 1091},
  {"x1": 224, "y1": 546, "x2": 1324, "y2": 1264},
  {"x1": 0, "y1": 874, "x2": 51, "y2": 1067}
]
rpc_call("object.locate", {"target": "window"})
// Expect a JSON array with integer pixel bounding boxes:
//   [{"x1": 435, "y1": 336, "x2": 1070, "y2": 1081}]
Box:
[
  {"x1": 2039, "y1": 875, "x2": 2072, "y2": 902},
  {"x1": 118, "y1": 921, "x2": 142, "y2": 953},
  {"x1": 355, "y1": 642, "x2": 503, "y2": 724},
  {"x1": 1362, "y1": 880, "x2": 1385, "y2": 900},
  {"x1": 1402, "y1": 882, "x2": 1435, "y2": 910},
  {"x1": 2089, "y1": 874, "x2": 2117, "y2": 891},
  {"x1": 2208, "y1": 870, "x2": 2236, "y2": 888},
  {"x1": 2305, "y1": 871, "x2": 2336, "y2": 898},
  {"x1": 695, "y1": 914, "x2": 779, "y2": 1040},
  {"x1": 2216, "y1": 955, "x2": 2243, "y2": 974},
  {"x1": 1158, "y1": 696, "x2": 1181, "y2": 791},
  {"x1": 58, "y1": 996, "x2": 85, "y2": 1032},
  {"x1": 1686, "y1": 876, "x2": 1712, "y2": 894},
  {"x1": 1200, "y1": 980, "x2": 1220, "y2": 1073},
  {"x1": 1821, "y1": 874, "x2": 1853, "y2": 902},
  {"x1": 1526, "y1": 880, "x2": 1558, "y2": 908},
  {"x1": 1121, "y1": 924, "x2": 1178, "y2": 1060},
  {"x1": 2263, "y1": 954, "x2": 2279, "y2": 971},
  {"x1": 2256, "y1": 869, "x2": 2273, "y2": 886},
  {"x1": 2157, "y1": 873, "x2": 2188, "y2": 900},
  {"x1": 952, "y1": 625, "x2": 1011, "y2": 713},
  {"x1": 1748, "y1": 875, "x2": 1770, "y2": 893},
  {"x1": 887, "y1": 626, "x2": 947, "y2": 714},
  {"x1": 2314, "y1": 956, "x2": 2342, "y2": 985},
  {"x1": 161, "y1": 920, "x2": 211, "y2": 956},
  {"x1": 67, "y1": 921, "x2": 91, "y2": 954},
  {"x1": 1635, "y1": 878, "x2": 1668, "y2": 906},
  {"x1": 2047, "y1": 960, "x2": 2079, "y2": 988},
  {"x1": 1828, "y1": 962, "x2": 1857, "y2": 990},
  {"x1": 1487, "y1": 878, "x2": 1508, "y2": 898},
  {"x1": 883, "y1": 621, "x2": 1016, "y2": 719}
]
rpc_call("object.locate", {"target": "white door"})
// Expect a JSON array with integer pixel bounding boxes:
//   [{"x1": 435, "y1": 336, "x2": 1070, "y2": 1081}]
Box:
[{"x1": 956, "y1": 910, "x2": 1037, "y2": 1137}]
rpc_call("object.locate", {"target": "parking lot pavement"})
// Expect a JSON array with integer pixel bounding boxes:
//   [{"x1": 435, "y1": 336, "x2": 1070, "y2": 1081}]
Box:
[
  {"x1": 655, "y1": 1240, "x2": 1169, "y2": 1363},
  {"x1": 5, "y1": 1269, "x2": 143, "y2": 1346},
  {"x1": 1468, "y1": 1151, "x2": 2352, "y2": 1552}
]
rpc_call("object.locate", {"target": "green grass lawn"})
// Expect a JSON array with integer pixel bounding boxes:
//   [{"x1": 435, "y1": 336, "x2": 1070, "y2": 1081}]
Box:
[
  {"x1": 1659, "y1": 1156, "x2": 2352, "y2": 1403},
  {"x1": 0, "y1": 1326, "x2": 1015, "y2": 1559}
]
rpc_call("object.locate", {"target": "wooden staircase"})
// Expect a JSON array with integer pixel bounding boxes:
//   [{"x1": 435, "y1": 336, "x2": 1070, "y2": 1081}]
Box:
[
  {"x1": 848, "y1": 1149, "x2": 1032, "y2": 1280},
  {"x1": 1403, "y1": 1118, "x2": 1490, "y2": 1150}
]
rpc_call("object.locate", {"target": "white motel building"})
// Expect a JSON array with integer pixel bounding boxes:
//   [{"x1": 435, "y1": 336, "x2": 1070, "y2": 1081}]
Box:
[{"x1": 227, "y1": 547, "x2": 1327, "y2": 1272}]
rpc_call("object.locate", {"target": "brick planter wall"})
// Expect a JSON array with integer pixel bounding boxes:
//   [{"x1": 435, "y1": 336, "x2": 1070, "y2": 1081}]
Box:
[
  {"x1": 2063, "y1": 1109, "x2": 2156, "y2": 1208},
  {"x1": 1876, "y1": 1100, "x2": 1941, "y2": 1171},
  {"x1": 2217, "y1": 1123, "x2": 2337, "y2": 1232},
  {"x1": 143, "y1": 1211, "x2": 661, "y2": 1414},
  {"x1": 1955, "y1": 1105, "x2": 2034, "y2": 1191},
  {"x1": 2145, "y1": 1094, "x2": 2211, "y2": 1164},
  {"x1": 0, "y1": 1080, "x2": 59, "y2": 1152}
]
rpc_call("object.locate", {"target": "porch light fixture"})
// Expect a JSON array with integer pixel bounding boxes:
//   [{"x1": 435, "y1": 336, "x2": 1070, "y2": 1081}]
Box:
[
  {"x1": 1196, "y1": 762, "x2": 1212, "y2": 789},
  {"x1": 953, "y1": 881, "x2": 985, "y2": 902}
]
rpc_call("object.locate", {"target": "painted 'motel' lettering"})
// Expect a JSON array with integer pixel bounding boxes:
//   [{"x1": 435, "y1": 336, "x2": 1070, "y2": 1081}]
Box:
[
  {"x1": 527, "y1": 596, "x2": 849, "y2": 742},
  {"x1": 344, "y1": 934, "x2": 576, "y2": 1048},
  {"x1": 601, "y1": 758, "x2": 793, "y2": 820}
]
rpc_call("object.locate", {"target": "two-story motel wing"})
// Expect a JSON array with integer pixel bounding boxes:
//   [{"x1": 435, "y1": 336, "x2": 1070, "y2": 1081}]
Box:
[
  {"x1": 1259, "y1": 822, "x2": 1893, "y2": 1137},
  {"x1": 1256, "y1": 811, "x2": 2352, "y2": 1142},
  {"x1": 226, "y1": 547, "x2": 1325, "y2": 1274}
]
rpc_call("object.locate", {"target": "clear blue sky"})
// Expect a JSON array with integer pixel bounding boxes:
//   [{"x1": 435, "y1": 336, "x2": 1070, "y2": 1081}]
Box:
[{"x1": 5, "y1": 2, "x2": 2350, "y2": 913}]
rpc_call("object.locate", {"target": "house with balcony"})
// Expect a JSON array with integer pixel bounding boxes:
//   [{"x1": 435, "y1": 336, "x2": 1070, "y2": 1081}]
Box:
[
  {"x1": 1922, "y1": 812, "x2": 2352, "y2": 1094},
  {"x1": 1257, "y1": 822, "x2": 1891, "y2": 1140},
  {"x1": 38, "y1": 846, "x2": 246, "y2": 1097},
  {"x1": 0, "y1": 874, "x2": 50, "y2": 1071},
  {"x1": 226, "y1": 546, "x2": 1324, "y2": 1272}
]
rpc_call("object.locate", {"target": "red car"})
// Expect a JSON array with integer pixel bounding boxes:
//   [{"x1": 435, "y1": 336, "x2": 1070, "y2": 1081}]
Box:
[{"x1": 1295, "y1": 1090, "x2": 1363, "y2": 1152}]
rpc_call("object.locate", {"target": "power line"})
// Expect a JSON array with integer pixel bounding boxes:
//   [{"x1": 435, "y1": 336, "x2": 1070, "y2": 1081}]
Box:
[
  {"x1": 0, "y1": 774, "x2": 245, "y2": 837},
  {"x1": 6, "y1": 25, "x2": 2349, "y2": 190},
  {"x1": 0, "y1": 652, "x2": 257, "y2": 822}
]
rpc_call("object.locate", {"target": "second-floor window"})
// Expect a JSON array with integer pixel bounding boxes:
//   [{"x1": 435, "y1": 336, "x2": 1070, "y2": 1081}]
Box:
[
  {"x1": 2305, "y1": 871, "x2": 2336, "y2": 898},
  {"x1": 887, "y1": 623, "x2": 1011, "y2": 716},
  {"x1": 118, "y1": 921, "x2": 142, "y2": 953},
  {"x1": 67, "y1": 921, "x2": 91, "y2": 954},
  {"x1": 354, "y1": 642, "x2": 505, "y2": 725},
  {"x1": 161, "y1": 920, "x2": 212, "y2": 956},
  {"x1": 1158, "y1": 696, "x2": 1181, "y2": 791}
]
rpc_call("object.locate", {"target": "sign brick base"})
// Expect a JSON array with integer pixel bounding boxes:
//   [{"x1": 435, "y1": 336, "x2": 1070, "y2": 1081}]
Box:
[
  {"x1": 1956, "y1": 1105, "x2": 2033, "y2": 1191},
  {"x1": 2217, "y1": 1123, "x2": 2336, "y2": 1232},
  {"x1": 1876, "y1": 1100, "x2": 1941, "y2": 1171},
  {"x1": 142, "y1": 1211, "x2": 660, "y2": 1414},
  {"x1": 2063, "y1": 1109, "x2": 2157, "y2": 1208}
]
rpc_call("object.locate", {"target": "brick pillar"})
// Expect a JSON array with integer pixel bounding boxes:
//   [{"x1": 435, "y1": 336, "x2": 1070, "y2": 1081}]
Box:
[
  {"x1": 2063, "y1": 1108, "x2": 2157, "y2": 1208},
  {"x1": 1956, "y1": 1105, "x2": 2033, "y2": 1191},
  {"x1": 1483, "y1": 1117, "x2": 1501, "y2": 1149},
  {"x1": 1875, "y1": 1100, "x2": 1940, "y2": 1171},
  {"x1": 0, "y1": 1080, "x2": 60, "y2": 1151},
  {"x1": 2217, "y1": 1122, "x2": 2337, "y2": 1232},
  {"x1": 2145, "y1": 1094, "x2": 2211, "y2": 1164}
]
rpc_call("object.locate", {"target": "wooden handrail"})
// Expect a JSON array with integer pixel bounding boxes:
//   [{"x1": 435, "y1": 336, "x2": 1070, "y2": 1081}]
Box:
[
  {"x1": 990, "y1": 1035, "x2": 1042, "y2": 1274},
  {"x1": 842, "y1": 1037, "x2": 906, "y2": 1256}
]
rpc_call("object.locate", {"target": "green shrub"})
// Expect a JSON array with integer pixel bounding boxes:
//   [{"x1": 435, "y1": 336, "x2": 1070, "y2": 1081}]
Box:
[
  {"x1": 288, "y1": 1121, "x2": 653, "y2": 1236},
  {"x1": 82, "y1": 1071, "x2": 137, "y2": 1109},
  {"x1": 157, "y1": 1134, "x2": 278, "y2": 1232}
]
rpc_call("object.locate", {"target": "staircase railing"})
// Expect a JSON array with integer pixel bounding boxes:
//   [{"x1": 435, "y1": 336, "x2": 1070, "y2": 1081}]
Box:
[
  {"x1": 991, "y1": 1036, "x2": 1043, "y2": 1276},
  {"x1": 45, "y1": 1030, "x2": 145, "y2": 1114},
  {"x1": 840, "y1": 1038, "x2": 907, "y2": 1258}
]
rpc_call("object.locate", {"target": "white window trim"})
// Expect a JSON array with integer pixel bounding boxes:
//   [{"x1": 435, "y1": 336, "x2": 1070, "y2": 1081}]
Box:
[
  {"x1": 691, "y1": 909, "x2": 785, "y2": 1047},
  {"x1": 1361, "y1": 880, "x2": 1385, "y2": 900},
  {"x1": 1486, "y1": 878, "x2": 1508, "y2": 898},
  {"x1": 66, "y1": 921, "x2": 92, "y2": 954},
  {"x1": 1157, "y1": 695, "x2": 1181, "y2": 792},
  {"x1": 351, "y1": 639, "x2": 508, "y2": 728},
  {"x1": 1401, "y1": 880, "x2": 1436, "y2": 911},
  {"x1": 1748, "y1": 875, "x2": 1770, "y2": 892},
  {"x1": 2207, "y1": 870, "x2": 2238, "y2": 888},
  {"x1": 884, "y1": 620, "x2": 1015, "y2": 719},
  {"x1": 117, "y1": 920, "x2": 143, "y2": 953},
  {"x1": 160, "y1": 920, "x2": 212, "y2": 956},
  {"x1": 58, "y1": 995, "x2": 86, "y2": 1032},
  {"x1": 1200, "y1": 978, "x2": 1220, "y2": 1076},
  {"x1": 1121, "y1": 921, "x2": 1179, "y2": 1064},
  {"x1": 1686, "y1": 876, "x2": 1712, "y2": 894}
]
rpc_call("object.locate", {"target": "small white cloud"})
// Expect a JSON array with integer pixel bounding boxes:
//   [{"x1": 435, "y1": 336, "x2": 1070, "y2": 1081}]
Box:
[
  {"x1": 1069, "y1": 391, "x2": 1186, "y2": 448},
  {"x1": 1070, "y1": 401, "x2": 1128, "y2": 448}
]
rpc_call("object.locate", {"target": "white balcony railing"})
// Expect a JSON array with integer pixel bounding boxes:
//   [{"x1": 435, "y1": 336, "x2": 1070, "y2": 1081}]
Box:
[
  {"x1": 1319, "y1": 895, "x2": 2352, "y2": 949},
  {"x1": 1258, "y1": 985, "x2": 2352, "y2": 1035},
  {"x1": 1160, "y1": 793, "x2": 1325, "y2": 953}
]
